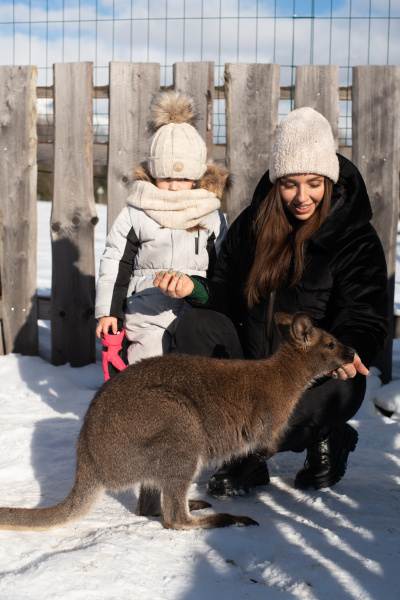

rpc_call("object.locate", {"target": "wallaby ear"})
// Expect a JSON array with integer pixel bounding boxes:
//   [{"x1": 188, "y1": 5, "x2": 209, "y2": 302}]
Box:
[
  {"x1": 274, "y1": 312, "x2": 293, "y2": 342},
  {"x1": 291, "y1": 312, "x2": 314, "y2": 346}
]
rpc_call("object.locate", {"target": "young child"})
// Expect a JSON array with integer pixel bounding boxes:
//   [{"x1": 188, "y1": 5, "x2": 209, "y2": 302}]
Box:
[{"x1": 95, "y1": 90, "x2": 229, "y2": 375}]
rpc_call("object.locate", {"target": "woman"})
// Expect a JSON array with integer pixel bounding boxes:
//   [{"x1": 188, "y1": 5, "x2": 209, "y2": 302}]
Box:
[{"x1": 153, "y1": 107, "x2": 389, "y2": 494}]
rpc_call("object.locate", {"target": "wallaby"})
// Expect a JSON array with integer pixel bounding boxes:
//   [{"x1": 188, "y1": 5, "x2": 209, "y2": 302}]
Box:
[{"x1": 0, "y1": 312, "x2": 354, "y2": 531}]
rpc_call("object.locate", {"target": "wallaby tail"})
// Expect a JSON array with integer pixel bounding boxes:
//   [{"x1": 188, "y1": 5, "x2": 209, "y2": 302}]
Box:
[{"x1": 0, "y1": 454, "x2": 104, "y2": 531}]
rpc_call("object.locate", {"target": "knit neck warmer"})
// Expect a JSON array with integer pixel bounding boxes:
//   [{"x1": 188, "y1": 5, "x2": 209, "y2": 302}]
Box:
[{"x1": 127, "y1": 180, "x2": 221, "y2": 230}]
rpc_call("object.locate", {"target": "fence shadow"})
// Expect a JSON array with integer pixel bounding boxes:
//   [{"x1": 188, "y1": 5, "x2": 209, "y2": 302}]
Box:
[{"x1": 50, "y1": 236, "x2": 96, "y2": 367}]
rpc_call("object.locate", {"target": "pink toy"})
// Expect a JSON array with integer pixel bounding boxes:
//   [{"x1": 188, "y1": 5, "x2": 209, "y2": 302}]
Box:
[{"x1": 101, "y1": 329, "x2": 128, "y2": 381}]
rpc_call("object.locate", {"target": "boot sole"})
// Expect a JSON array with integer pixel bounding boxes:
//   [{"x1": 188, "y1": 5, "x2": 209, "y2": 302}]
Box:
[{"x1": 294, "y1": 425, "x2": 359, "y2": 491}]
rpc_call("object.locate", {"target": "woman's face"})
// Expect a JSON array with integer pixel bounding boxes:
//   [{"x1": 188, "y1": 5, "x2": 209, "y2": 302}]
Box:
[
  {"x1": 279, "y1": 174, "x2": 325, "y2": 221},
  {"x1": 155, "y1": 178, "x2": 194, "y2": 191}
]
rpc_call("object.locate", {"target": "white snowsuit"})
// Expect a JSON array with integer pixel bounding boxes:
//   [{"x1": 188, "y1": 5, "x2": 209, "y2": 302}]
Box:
[{"x1": 95, "y1": 164, "x2": 228, "y2": 364}]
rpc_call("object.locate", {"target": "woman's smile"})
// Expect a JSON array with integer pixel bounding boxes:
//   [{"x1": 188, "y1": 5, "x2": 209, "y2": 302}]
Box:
[{"x1": 293, "y1": 202, "x2": 313, "y2": 213}]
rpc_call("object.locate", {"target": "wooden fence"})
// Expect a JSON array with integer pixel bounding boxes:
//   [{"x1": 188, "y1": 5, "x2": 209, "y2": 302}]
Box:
[{"x1": 0, "y1": 62, "x2": 399, "y2": 381}]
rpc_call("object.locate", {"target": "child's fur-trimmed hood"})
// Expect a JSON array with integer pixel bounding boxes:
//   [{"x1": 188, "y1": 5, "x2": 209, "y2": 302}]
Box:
[{"x1": 134, "y1": 162, "x2": 233, "y2": 198}]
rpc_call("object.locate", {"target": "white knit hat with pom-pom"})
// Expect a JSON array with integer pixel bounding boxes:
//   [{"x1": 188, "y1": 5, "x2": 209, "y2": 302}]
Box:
[
  {"x1": 147, "y1": 90, "x2": 207, "y2": 180},
  {"x1": 269, "y1": 107, "x2": 339, "y2": 184}
]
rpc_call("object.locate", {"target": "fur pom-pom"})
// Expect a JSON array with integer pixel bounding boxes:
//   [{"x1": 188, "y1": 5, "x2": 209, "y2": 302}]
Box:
[{"x1": 147, "y1": 90, "x2": 199, "y2": 136}]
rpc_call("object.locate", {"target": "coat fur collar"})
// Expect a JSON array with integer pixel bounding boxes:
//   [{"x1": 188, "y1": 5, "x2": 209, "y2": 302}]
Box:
[{"x1": 134, "y1": 161, "x2": 232, "y2": 198}]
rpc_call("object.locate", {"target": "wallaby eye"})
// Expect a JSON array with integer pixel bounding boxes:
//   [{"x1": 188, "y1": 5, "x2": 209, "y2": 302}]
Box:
[{"x1": 326, "y1": 342, "x2": 335, "y2": 350}]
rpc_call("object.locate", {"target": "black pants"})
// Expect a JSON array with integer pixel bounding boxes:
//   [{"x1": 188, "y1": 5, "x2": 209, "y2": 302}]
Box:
[{"x1": 171, "y1": 309, "x2": 366, "y2": 453}]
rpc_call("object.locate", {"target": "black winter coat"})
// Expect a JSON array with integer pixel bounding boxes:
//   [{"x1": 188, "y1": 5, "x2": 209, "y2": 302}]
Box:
[{"x1": 191, "y1": 154, "x2": 389, "y2": 366}]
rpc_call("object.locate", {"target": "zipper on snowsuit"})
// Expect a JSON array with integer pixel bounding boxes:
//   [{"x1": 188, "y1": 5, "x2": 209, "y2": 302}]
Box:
[{"x1": 194, "y1": 230, "x2": 200, "y2": 254}]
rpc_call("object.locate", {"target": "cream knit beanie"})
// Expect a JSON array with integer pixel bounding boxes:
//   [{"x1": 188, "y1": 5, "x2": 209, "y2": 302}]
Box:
[
  {"x1": 147, "y1": 90, "x2": 207, "y2": 180},
  {"x1": 269, "y1": 107, "x2": 339, "y2": 184}
]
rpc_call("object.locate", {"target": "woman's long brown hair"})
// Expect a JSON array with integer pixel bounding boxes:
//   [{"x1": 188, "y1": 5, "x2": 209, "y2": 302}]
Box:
[{"x1": 245, "y1": 177, "x2": 333, "y2": 307}]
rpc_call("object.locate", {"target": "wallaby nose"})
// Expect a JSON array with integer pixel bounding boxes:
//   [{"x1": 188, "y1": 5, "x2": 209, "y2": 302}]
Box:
[{"x1": 344, "y1": 346, "x2": 355, "y2": 363}]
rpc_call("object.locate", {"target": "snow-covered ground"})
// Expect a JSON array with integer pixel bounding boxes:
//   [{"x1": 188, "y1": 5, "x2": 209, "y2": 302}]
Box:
[{"x1": 0, "y1": 201, "x2": 399, "y2": 599}]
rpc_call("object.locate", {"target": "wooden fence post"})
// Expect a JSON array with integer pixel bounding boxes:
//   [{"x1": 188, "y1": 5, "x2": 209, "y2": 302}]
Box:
[
  {"x1": 352, "y1": 65, "x2": 400, "y2": 383},
  {"x1": 294, "y1": 65, "x2": 340, "y2": 147},
  {"x1": 51, "y1": 62, "x2": 98, "y2": 367},
  {"x1": 0, "y1": 65, "x2": 38, "y2": 356},
  {"x1": 224, "y1": 63, "x2": 280, "y2": 224},
  {"x1": 173, "y1": 62, "x2": 215, "y2": 161},
  {"x1": 107, "y1": 62, "x2": 160, "y2": 231}
]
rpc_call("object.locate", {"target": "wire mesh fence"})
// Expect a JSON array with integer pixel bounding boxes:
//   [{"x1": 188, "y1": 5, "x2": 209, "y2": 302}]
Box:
[{"x1": 1, "y1": 0, "x2": 399, "y2": 145}]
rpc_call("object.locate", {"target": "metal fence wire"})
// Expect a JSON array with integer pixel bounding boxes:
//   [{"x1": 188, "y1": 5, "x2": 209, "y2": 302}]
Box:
[{"x1": 0, "y1": 0, "x2": 399, "y2": 146}]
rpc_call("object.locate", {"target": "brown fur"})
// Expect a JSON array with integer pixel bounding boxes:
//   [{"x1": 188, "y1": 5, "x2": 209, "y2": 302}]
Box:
[
  {"x1": 198, "y1": 163, "x2": 233, "y2": 197},
  {"x1": 134, "y1": 161, "x2": 232, "y2": 197},
  {"x1": 147, "y1": 90, "x2": 199, "y2": 135},
  {"x1": 0, "y1": 312, "x2": 354, "y2": 531}
]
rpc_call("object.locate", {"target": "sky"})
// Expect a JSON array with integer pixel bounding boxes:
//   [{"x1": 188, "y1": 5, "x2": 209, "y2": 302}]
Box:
[{"x1": 0, "y1": 0, "x2": 399, "y2": 87}]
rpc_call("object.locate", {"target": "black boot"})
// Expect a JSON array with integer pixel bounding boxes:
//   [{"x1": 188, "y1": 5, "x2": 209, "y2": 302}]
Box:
[
  {"x1": 206, "y1": 454, "x2": 270, "y2": 497},
  {"x1": 294, "y1": 423, "x2": 358, "y2": 490}
]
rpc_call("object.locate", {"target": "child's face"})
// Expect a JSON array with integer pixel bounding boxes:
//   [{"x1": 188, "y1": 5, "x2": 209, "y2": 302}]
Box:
[{"x1": 155, "y1": 178, "x2": 194, "y2": 191}]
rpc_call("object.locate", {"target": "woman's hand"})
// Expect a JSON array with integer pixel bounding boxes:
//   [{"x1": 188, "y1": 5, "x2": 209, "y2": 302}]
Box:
[
  {"x1": 153, "y1": 270, "x2": 194, "y2": 298},
  {"x1": 96, "y1": 316, "x2": 118, "y2": 338},
  {"x1": 330, "y1": 353, "x2": 370, "y2": 380}
]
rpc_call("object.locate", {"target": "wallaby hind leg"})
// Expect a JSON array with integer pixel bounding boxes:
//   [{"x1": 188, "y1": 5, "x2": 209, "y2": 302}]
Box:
[
  {"x1": 136, "y1": 485, "x2": 162, "y2": 517},
  {"x1": 161, "y1": 480, "x2": 258, "y2": 530},
  {"x1": 136, "y1": 485, "x2": 211, "y2": 517}
]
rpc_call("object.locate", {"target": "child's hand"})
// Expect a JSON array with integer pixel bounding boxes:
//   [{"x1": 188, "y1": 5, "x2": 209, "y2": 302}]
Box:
[
  {"x1": 153, "y1": 270, "x2": 194, "y2": 298},
  {"x1": 96, "y1": 316, "x2": 118, "y2": 338}
]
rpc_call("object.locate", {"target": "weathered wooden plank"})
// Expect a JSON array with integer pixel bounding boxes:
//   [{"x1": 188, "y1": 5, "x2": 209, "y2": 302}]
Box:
[
  {"x1": 0, "y1": 321, "x2": 4, "y2": 355},
  {"x1": 173, "y1": 62, "x2": 214, "y2": 161},
  {"x1": 37, "y1": 141, "x2": 363, "y2": 168},
  {"x1": 51, "y1": 62, "x2": 98, "y2": 367},
  {"x1": 0, "y1": 65, "x2": 38, "y2": 356},
  {"x1": 352, "y1": 65, "x2": 400, "y2": 382},
  {"x1": 294, "y1": 65, "x2": 340, "y2": 147},
  {"x1": 36, "y1": 85, "x2": 354, "y2": 102},
  {"x1": 107, "y1": 62, "x2": 160, "y2": 230},
  {"x1": 38, "y1": 142, "x2": 108, "y2": 165},
  {"x1": 224, "y1": 63, "x2": 280, "y2": 224}
]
